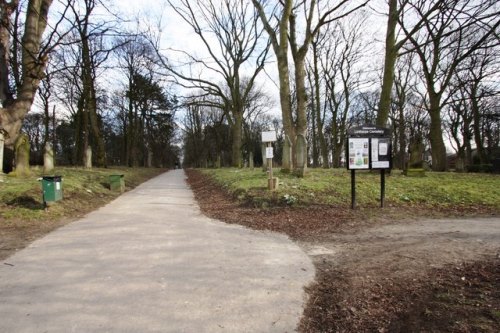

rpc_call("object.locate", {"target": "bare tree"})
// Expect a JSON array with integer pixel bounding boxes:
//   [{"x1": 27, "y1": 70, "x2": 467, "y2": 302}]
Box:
[
  {"x1": 114, "y1": 35, "x2": 158, "y2": 167},
  {"x1": 307, "y1": 31, "x2": 328, "y2": 168},
  {"x1": 376, "y1": 0, "x2": 442, "y2": 127},
  {"x1": 154, "y1": 0, "x2": 269, "y2": 168},
  {"x1": 402, "y1": 0, "x2": 500, "y2": 171},
  {"x1": 0, "y1": 0, "x2": 67, "y2": 150},
  {"x1": 252, "y1": 0, "x2": 367, "y2": 175},
  {"x1": 455, "y1": 43, "x2": 499, "y2": 166},
  {"x1": 390, "y1": 52, "x2": 419, "y2": 170},
  {"x1": 320, "y1": 16, "x2": 368, "y2": 168}
]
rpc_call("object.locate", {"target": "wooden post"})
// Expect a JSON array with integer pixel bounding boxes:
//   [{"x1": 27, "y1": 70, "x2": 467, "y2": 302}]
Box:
[
  {"x1": 261, "y1": 143, "x2": 267, "y2": 172},
  {"x1": 267, "y1": 142, "x2": 273, "y2": 190}
]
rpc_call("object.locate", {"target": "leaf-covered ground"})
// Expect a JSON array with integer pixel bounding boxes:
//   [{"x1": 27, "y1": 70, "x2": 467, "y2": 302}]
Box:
[{"x1": 186, "y1": 169, "x2": 500, "y2": 333}]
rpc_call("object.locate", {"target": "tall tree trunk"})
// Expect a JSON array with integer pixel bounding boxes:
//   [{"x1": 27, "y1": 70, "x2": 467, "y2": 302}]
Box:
[
  {"x1": 333, "y1": 142, "x2": 343, "y2": 168},
  {"x1": 0, "y1": 0, "x2": 52, "y2": 147},
  {"x1": 399, "y1": 106, "x2": 406, "y2": 170},
  {"x1": 88, "y1": 84, "x2": 105, "y2": 167},
  {"x1": 43, "y1": 95, "x2": 50, "y2": 146},
  {"x1": 294, "y1": 57, "x2": 308, "y2": 175},
  {"x1": 312, "y1": 43, "x2": 328, "y2": 168},
  {"x1": 428, "y1": 96, "x2": 447, "y2": 171},
  {"x1": 311, "y1": 99, "x2": 318, "y2": 168},
  {"x1": 231, "y1": 111, "x2": 243, "y2": 168},
  {"x1": 471, "y1": 95, "x2": 486, "y2": 164},
  {"x1": 376, "y1": 0, "x2": 398, "y2": 127},
  {"x1": 14, "y1": 133, "x2": 30, "y2": 176},
  {"x1": 277, "y1": 52, "x2": 294, "y2": 171}
]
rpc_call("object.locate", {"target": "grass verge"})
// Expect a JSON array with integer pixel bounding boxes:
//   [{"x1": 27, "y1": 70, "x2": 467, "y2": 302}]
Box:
[
  {"x1": 0, "y1": 167, "x2": 166, "y2": 259},
  {"x1": 201, "y1": 168, "x2": 500, "y2": 213}
]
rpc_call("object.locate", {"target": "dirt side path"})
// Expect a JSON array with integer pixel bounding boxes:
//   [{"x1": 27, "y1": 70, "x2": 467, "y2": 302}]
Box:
[
  {"x1": 300, "y1": 218, "x2": 500, "y2": 332},
  {"x1": 186, "y1": 169, "x2": 500, "y2": 333},
  {"x1": 303, "y1": 218, "x2": 499, "y2": 279}
]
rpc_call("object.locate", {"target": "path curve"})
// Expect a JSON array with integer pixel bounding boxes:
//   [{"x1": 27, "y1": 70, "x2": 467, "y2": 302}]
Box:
[{"x1": 0, "y1": 170, "x2": 314, "y2": 332}]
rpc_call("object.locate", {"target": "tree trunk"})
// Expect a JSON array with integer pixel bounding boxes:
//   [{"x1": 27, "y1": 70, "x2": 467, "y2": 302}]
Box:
[
  {"x1": 376, "y1": 0, "x2": 398, "y2": 127},
  {"x1": 231, "y1": 111, "x2": 243, "y2": 168},
  {"x1": 43, "y1": 141, "x2": 54, "y2": 173},
  {"x1": 84, "y1": 146, "x2": 92, "y2": 169},
  {"x1": 249, "y1": 151, "x2": 254, "y2": 170},
  {"x1": 14, "y1": 133, "x2": 30, "y2": 176},
  {"x1": 333, "y1": 142, "x2": 343, "y2": 168},
  {"x1": 471, "y1": 96, "x2": 486, "y2": 164},
  {"x1": 310, "y1": 92, "x2": 318, "y2": 168},
  {"x1": 0, "y1": 0, "x2": 53, "y2": 147},
  {"x1": 312, "y1": 43, "x2": 328, "y2": 168},
  {"x1": 277, "y1": 52, "x2": 294, "y2": 171},
  {"x1": 293, "y1": 57, "x2": 308, "y2": 175},
  {"x1": 428, "y1": 97, "x2": 447, "y2": 171},
  {"x1": 399, "y1": 106, "x2": 406, "y2": 170},
  {"x1": 88, "y1": 87, "x2": 105, "y2": 167},
  {"x1": 81, "y1": 32, "x2": 105, "y2": 168}
]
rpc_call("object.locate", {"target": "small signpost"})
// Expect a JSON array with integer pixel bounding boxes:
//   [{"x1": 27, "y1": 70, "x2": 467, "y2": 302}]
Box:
[
  {"x1": 261, "y1": 130, "x2": 278, "y2": 190},
  {"x1": 347, "y1": 125, "x2": 392, "y2": 209}
]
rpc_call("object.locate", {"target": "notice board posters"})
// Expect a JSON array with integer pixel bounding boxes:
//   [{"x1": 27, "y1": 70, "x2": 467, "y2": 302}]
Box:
[
  {"x1": 348, "y1": 138, "x2": 370, "y2": 169},
  {"x1": 371, "y1": 138, "x2": 391, "y2": 169}
]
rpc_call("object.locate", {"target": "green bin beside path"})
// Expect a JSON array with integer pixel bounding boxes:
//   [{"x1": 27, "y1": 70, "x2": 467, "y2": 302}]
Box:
[
  {"x1": 109, "y1": 174, "x2": 125, "y2": 192},
  {"x1": 42, "y1": 176, "x2": 63, "y2": 204}
]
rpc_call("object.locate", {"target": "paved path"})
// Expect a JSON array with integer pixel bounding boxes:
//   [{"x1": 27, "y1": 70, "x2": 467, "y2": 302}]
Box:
[{"x1": 0, "y1": 170, "x2": 314, "y2": 332}]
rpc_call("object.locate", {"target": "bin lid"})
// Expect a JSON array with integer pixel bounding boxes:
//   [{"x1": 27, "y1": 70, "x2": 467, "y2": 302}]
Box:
[{"x1": 43, "y1": 176, "x2": 62, "y2": 181}]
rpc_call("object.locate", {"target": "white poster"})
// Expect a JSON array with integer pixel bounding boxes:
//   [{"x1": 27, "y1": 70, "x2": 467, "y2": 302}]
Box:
[
  {"x1": 372, "y1": 161, "x2": 390, "y2": 168},
  {"x1": 266, "y1": 147, "x2": 274, "y2": 159},
  {"x1": 379, "y1": 142, "x2": 388, "y2": 156},
  {"x1": 348, "y1": 138, "x2": 369, "y2": 169},
  {"x1": 371, "y1": 138, "x2": 378, "y2": 162}
]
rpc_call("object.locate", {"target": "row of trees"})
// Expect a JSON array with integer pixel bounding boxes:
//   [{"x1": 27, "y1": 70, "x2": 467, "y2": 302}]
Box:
[
  {"x1": 179, "y1": 0, "x2": 499, "y2": 171},
  {"x1": 0, "y1": 0, "x2": 180, "y2": 174},
  {"x1": 0, "y1": 0, "x2": 498, "y2": 174}
]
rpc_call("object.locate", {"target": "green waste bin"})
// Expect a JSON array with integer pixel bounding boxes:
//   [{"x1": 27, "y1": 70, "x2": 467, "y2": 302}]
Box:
[
  {"x1": 109, "y1": 174, "x2": 125, "y2": 192},
  {"x1": 42, "y1": 176, "x2": 63, "y2": 203}
]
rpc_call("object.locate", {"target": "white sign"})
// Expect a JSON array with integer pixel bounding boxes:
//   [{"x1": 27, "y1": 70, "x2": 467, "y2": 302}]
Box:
[
  {"x1": 372, "y1": 161, "x2": 390, "y2": 168},
  {"x1": 266, "y1": 147, "x2": 274, "y2": 159},
  {"x1": 261, "y1": 131, "x2": 277, "y2": 142}
]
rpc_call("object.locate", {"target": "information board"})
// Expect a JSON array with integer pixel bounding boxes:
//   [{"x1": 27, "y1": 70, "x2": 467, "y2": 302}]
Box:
[
  {"x1": 346, "y1": 125, "x2": 392, "y2": 209},
  {"x1": 346, "y1": 125, "x2": 392, "y2": 170}
]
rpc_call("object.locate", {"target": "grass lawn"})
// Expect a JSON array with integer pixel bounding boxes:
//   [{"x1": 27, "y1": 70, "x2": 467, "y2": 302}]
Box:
[
  {"x1": 201, "y1": 168, "x2": 500, "y2": 211},
  {"x1": 0, "y1": 166, "x2": 166, "y2": 259},
  {"x1": 0, "y1": 166, "x2": 166, "y2": 222}
]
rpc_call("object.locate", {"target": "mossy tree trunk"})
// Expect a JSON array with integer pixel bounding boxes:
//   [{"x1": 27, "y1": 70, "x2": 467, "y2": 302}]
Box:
[
  {"x1": 14, "y1": 133, "x2": 30, "y2": 176},
  {"x1": 0, "y1": 0, "x2": 53, "y2": 151}
]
